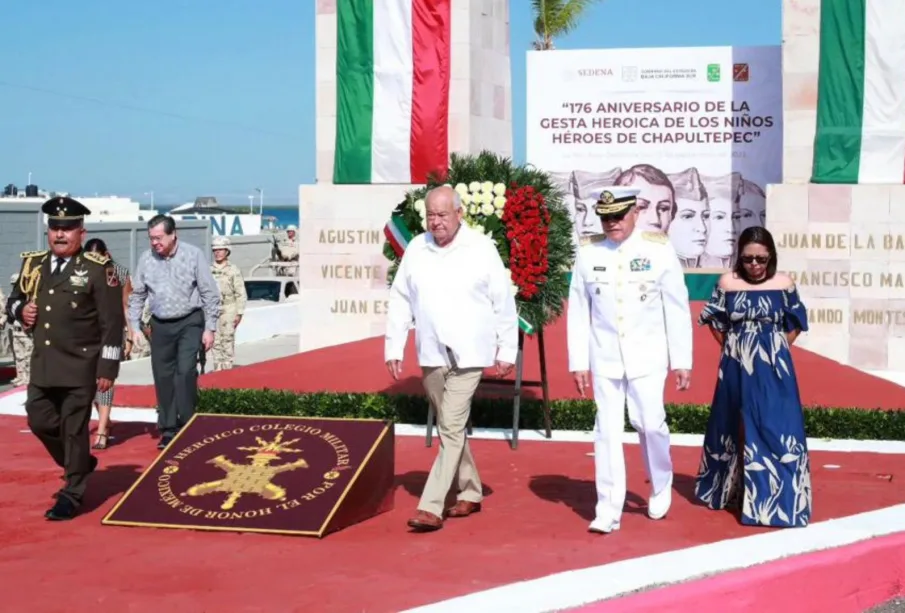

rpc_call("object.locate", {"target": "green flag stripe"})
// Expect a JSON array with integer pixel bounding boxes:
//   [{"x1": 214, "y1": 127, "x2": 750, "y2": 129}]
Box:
[
  {"x1": 811, "y1": 0, "x2": 867, "y2": 184},
  {"x1": 334, "y1": 0, "x2": 375, "y2": 184}
]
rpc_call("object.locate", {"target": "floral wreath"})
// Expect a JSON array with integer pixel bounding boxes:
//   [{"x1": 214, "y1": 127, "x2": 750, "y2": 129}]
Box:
[{"x1": 382, "y1": 151, "x2": 575, "y2": 333}]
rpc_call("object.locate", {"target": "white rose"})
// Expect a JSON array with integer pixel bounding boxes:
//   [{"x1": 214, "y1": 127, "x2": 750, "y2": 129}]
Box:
[
  {"x1": 494, "y1": 208, "x2": 503, "y2": 219},
  {"x1": 414, "y1": 198, "x2": 426, "y2": 212},
  {"x1": 421, "y1": 216, "x2": 428, "y2": 230},
  {"x1": 454, "y1": 183, "x2": 469, "y2": 196},
  {"x1": 481, "y1": 181, "x2": 494, "y2": 194},
  {"x1": 461, "y1": 193, "x2": 472, "y2": 205},
  {"x1": 493, "y1": 196, "x2": 506, "y2": 210},
  {"x1": 481, "y1": 203, "x2": 495, "y2": 216},
  {"x1": 469, "y1": 203, "x2": 479, "y2": 215},
  {"x1": 493, "y1": 183, "x2": 506, "y2": 197},
  {"x1": 468, "y1": 181, "x2": 481, "y2": 194}
]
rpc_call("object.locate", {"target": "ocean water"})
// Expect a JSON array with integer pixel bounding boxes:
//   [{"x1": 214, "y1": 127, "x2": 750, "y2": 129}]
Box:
[{"x1": 260, "y1": 206, "x2": 300, "y2": 228}]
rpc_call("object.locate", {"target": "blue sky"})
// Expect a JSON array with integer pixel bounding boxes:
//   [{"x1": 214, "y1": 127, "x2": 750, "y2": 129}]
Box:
[{"x1": 0, "y1": 0, "x2": 780, "y2": 205}]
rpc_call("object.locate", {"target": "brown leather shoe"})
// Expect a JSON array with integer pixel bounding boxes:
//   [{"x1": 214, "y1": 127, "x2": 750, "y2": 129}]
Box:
[
  {"x1": 446, "y1": 500, "x2": 482, "y2": 518},
  {"x1": 407, "y1": 510, "x2": 443, "y2": 531}
]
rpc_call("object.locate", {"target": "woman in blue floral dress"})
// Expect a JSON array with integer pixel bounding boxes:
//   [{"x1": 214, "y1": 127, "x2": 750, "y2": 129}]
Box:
[{"x1": 696, "y1": 226, "x2": 812, "y2": 527}]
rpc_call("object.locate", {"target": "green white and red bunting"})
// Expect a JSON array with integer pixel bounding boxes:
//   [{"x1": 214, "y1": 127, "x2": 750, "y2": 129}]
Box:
[
  {"x1": 383, "y1": 213, "x2": 535, "y2": 335},
  {"x1": 812, "y1": 0, "x2": 905, "y2": 183},
  {"x1": 384, "y1": 212, "x2": 413, "y2": 257},
  {"x1": 334, "y1": 0, "x2": 451, "y2": 185}
]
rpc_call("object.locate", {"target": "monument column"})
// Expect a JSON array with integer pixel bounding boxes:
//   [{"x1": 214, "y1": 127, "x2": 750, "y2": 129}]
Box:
[
  {"x1": 768, "y1": 0, "x2": 905, "y2": 375},
  {"x1": 299, "y1": 0, "x2": 513, "y2": 352}
]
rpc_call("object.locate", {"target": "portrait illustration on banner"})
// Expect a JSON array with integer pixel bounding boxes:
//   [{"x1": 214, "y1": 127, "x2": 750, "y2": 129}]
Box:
[{"x1": 550, "y1": 166, "x2": 767, "y2": 269}]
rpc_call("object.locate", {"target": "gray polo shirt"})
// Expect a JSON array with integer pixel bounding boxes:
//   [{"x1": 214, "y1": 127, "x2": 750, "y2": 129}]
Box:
[{"x1": 128, "y1": 240, "x2": 221, "y2": 331}]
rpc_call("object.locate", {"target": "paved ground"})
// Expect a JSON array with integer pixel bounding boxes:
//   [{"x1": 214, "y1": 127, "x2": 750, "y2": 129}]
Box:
[
  {"x1": 0, "y1": 334, "x2": 299, "y2": 393},
  {"x1": 868, "y1": 598, "x2": 905, "y2": 612},
  {"x1": 115, "y1": 333, "x2": 300, "y2": 385}
]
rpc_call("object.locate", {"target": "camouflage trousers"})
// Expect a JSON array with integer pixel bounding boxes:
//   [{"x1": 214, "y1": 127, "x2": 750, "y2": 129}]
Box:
[
  {"x1": 11, "y1": 328, "x2": 33, "y2": 386},
  {"x1": 212, "y1": 310, "x2": 238, "y2": 371}
]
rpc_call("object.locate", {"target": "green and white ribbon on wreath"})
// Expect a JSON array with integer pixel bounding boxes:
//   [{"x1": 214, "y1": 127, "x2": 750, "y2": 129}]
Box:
[{"x1": 384, "y1": 211, "x2": 535, "y2": 334}]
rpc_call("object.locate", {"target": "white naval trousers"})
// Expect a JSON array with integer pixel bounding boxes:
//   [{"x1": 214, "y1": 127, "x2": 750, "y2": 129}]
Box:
[{"x1": 592, "y1": 370, "x2": 672, "y2": 521}]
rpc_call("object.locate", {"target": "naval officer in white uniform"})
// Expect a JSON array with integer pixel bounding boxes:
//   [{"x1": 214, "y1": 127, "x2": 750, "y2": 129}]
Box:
[{"x1": 567, "y1": 187, "x2": 693, "y2": 534}]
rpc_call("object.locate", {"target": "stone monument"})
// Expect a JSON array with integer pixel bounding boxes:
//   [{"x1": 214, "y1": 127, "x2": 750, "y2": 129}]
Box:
[
  {"x1": 298, "y1": 0, "x2": 513, "y2": 352},
  {"x1": 769, "y1": 0, "x2": 905, "y2": 373}
]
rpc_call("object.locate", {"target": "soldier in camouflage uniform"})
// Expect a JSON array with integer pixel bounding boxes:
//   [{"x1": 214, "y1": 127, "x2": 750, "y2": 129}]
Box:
[
  {"x1": 271, "y1": 224, "x2": 299, "y2": 277},
  {"x1": 9, "y1": 273, "x2": 33, "y2": 387},
  {"x1": 284, "y1": 224, "x2": 297, "y2": 246},
  {"x1": 210, "y1": 237, "x2": 247, "y2": 371}
]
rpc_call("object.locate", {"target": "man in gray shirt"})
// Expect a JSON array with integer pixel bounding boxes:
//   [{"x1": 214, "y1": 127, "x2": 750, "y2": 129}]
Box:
[{"x1": 128, "y1": 215, "x2": 220, "y2": 449}]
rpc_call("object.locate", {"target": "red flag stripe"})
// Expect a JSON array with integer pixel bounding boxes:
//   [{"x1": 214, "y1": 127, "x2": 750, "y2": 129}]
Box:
[{"x1": 409, "y1": 0, "x2": 451, "y2": 184}]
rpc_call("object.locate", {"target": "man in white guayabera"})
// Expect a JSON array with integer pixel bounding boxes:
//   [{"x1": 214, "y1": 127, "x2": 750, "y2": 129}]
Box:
[{"x1": 384, "y1": 185, "x2": 518, "y2": 533}]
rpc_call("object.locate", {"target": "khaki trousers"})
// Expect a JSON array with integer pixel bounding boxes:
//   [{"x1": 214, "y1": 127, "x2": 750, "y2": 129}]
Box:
[{"x1": 417, "y1": 365, "x2": 484, "y2": 517}]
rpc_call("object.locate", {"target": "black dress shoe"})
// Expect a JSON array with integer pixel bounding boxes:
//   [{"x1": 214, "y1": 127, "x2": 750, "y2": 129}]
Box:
[
  {"x1": 157, "y1": 434, "x2": 173, "y2": 450},
  {"x1": 45, "y1": 496, "x2": 77, "y2": 521}
]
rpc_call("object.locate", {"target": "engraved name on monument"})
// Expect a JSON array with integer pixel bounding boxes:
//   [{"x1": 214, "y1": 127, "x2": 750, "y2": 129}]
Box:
[{"x1": 771, "y1": 192, "x2": 905, "y2": 370}]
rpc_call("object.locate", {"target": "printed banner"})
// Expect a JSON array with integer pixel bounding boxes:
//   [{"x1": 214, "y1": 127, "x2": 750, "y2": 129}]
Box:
[{"x1": 526, "y1": 46, "x2": 782, "y2": 270}]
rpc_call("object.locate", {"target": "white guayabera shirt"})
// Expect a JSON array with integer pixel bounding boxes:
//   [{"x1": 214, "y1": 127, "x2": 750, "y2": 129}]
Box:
[{"x1": 384, "y1": 224, "x2": 519, "y2": 369}]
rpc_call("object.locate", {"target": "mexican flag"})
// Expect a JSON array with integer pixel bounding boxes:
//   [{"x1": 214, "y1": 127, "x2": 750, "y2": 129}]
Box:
[
  {"x1": 334, "y1": 0, "x2": 452, "y2": 185},
  {"x1": 812, "y1": 0, "x2": 905, "y2": 183},
  {"x1": 384, "y1": 211, "x2": 413, "y2": 258}
]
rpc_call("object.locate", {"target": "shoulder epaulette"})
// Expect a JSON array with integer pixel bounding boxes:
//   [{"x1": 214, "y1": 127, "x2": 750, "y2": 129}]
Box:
[
  {"x1": 20, "y1": 250, "x2": 47, "y2": 258},
  {"x1": 641, "y1": 231, "x2": 669, "y2": 244},
  {"x1": 579, "y1": 233, "x2": 607, "y2": 247},
  {"x1": 83, "y1": 251, "x2": 111, "y2": 266}
]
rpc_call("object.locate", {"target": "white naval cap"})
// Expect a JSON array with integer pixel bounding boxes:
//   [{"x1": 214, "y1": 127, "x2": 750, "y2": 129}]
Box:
[{"x1": 594, "y1": 187, "x2": 641, "y2": 216}]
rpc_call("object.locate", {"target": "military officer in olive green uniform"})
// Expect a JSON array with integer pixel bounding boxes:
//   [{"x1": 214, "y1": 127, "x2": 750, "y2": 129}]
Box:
[{"x1": 6, "y1": 196, "x2": 125, "y2": 521}]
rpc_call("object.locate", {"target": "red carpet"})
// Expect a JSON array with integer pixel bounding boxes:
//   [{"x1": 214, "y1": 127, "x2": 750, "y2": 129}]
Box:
[
  {"x1": 115, "y1": 302, "x2": 905, "y2": 410},
  {"x1": 1, "y1": 414, "x2": 904, "y2": 613}
]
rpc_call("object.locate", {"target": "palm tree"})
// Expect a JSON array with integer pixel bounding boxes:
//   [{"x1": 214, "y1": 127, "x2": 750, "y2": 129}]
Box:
[{"x1": 532, "y1": 0, "x2": 601, "y2": 50}]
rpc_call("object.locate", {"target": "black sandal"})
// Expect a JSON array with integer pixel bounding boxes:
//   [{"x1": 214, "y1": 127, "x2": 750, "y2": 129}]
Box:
[{"x1": 92, "y1": 424, "x2": 114, "y2": 450}]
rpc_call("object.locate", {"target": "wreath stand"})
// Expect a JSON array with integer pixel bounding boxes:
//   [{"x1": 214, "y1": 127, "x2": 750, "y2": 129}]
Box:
[{"x1": 425, "y1": 327, "x2": 553, "y2": 451}]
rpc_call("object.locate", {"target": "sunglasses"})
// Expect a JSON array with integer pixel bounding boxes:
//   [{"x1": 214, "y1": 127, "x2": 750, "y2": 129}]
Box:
[{"x1": 740, "y1": 255, "x2": 770, "y2": 265}]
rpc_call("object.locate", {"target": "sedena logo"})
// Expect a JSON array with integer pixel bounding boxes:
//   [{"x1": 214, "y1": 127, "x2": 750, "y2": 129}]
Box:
[{"x1": 577, "y1": 68, "x2": 614, "y2": 77}]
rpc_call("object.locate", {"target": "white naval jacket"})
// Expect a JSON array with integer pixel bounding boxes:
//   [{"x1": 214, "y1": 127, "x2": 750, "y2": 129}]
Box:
[
  {"x1": 567, "y1": 230, "x2": 693, "y2": 380},
  {"x1": 384, "y1": 224, "x2": 519, "y2": 369}
]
